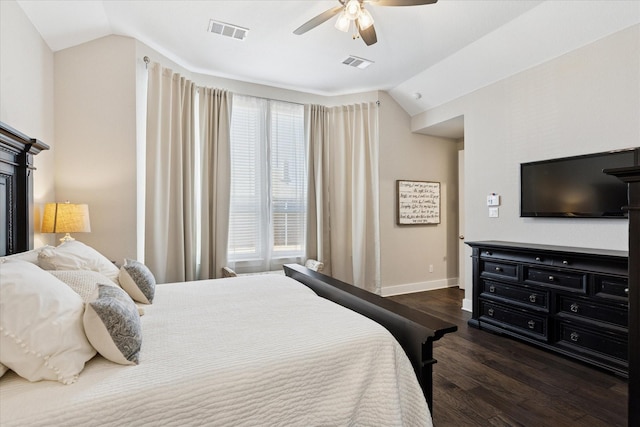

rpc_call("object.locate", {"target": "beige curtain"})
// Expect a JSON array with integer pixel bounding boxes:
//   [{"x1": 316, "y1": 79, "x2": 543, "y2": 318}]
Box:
[
  {"x1": 145, "y1": 63, "x2": 197, "y2": 283},
  {"x1": 145, "y1": 64, "x2": 232, "y2": 283},
  {"x1": 304, "y1": 104, "x2": 331, "y2": 272},
  {"x1": 306, "y1": 102, "x2": 380, "y2": 293},
  {"x1": 198, "y1": 87, "x2": 231, "y2": 279}
]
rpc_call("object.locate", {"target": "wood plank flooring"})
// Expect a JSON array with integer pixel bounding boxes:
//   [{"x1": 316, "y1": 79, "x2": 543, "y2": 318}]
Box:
[{"x1": 389, "y1": 287, "x2": 628, "y2": 427}]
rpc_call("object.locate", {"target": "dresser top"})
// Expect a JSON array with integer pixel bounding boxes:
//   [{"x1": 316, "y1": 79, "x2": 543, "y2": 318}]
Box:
[{"x1": 465, "y1": 240, "x2": 628, "y2": 259}]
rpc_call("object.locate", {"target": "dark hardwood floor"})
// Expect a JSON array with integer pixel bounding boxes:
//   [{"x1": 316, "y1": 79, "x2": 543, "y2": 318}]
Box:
[{"x1": 389, "y1": 287, "x2": 628, "y2": 427}]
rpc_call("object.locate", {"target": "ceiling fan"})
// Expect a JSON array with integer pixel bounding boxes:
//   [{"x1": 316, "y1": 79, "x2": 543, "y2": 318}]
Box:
[{"x1": 293, "y1": 0, "x2": 438, "y2": 46}]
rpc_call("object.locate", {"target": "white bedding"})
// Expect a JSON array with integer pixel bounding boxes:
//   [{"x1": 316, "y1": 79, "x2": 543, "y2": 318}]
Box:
[{"x1": 0, "y1": 274, "x2": 432, "y2": 426}]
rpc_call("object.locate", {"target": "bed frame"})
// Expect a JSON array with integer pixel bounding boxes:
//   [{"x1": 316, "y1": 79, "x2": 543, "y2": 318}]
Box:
[
  {"x1": 0, "y1": 121, "x2": 49, "y2": 256},
  {"x1": 0, "y1": 120, "x2": 457, "y2": 415},
  {"x1": 284, "y1": 263, "x2": 457, "y2": 413}
]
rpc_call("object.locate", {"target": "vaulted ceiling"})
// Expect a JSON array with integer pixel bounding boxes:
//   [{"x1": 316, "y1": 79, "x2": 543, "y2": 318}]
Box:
[{"x1": 16, "y1": 0, "x2": 640, "y2": 120}]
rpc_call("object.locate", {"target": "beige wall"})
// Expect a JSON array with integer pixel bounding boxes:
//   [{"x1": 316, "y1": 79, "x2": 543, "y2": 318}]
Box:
[
  {"x1": 413, "y1": 24, "x2": 640, "y2": 308},
  {"x1": 0, "y1": 0, "x2": 56, "y2": 248},
  {"x1": 54, "y1": 36, "x2": 138, "y2": 263},
  {"x1": 378, "y1": 92, "x2": 460, "y2": 295}
]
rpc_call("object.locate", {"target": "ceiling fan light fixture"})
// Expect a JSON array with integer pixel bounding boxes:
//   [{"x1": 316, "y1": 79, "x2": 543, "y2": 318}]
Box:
[
  {"x1": 357, "y1": 8, "x2": 374, "y2": 30},
  {"x1": 344, "y1": 0, "x2": 361, "y2": 20},
  {"x1": 335, "y1": 12, "x2": 351, "y2": 32}
]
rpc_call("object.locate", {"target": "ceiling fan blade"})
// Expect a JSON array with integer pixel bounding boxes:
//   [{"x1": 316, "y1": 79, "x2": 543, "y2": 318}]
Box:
[
  {"x1": 358, "y1": 22, "x2": 377, "y2": 46},
  {"x1": 369, "y1": 0, "x2": 437, "y2": 6},
  {"x1": 293, "y1": 5, "x2": 344, "y2": 35}
]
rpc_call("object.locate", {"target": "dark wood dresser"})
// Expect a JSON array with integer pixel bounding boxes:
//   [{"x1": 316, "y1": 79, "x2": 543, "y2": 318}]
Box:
[{"x1": 467, "y1": 240, "x2": 629, "y2": 377}]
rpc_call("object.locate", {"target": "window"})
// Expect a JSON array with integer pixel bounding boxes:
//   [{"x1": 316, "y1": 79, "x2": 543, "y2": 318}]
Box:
[{"x1": 227, "y1": 95, "x2": 306, "y2": 273}]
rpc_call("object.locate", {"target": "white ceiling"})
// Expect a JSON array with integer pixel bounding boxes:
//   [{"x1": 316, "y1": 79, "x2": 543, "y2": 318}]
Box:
[{"x1": 15, "y1": 0, "x2": 640, "y2": 136}]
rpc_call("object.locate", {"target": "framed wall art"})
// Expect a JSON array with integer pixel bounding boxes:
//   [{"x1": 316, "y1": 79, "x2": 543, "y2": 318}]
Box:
[{"x1": 396, "y1": 180, "x2": 440, "y2": 225}]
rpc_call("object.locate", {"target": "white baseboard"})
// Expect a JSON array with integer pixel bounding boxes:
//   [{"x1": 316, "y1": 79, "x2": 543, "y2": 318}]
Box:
[
  {"x1": 462, "y1": 298, "x2": 473, "y2": 312},
  {"x1": 381, "y1": 277, "x2": 459, "y2": 297}
]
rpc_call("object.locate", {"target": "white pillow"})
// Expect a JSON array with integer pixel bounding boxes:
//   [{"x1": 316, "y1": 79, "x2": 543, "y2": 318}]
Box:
[
  {"x1": 50, "y1": 270, "x2": 119, "y2": 302},
  {"x1": 0, "y1": 246, "x2": 52, "y2": 265},
  {"x1": 0, "y1": 261, "x2": 96, "y2": 384},
  {"x1": 38, "y1": 241, "x2": 119, "y2": 283},
  {"x1": 119, "y1": 259, "x2": 156, "y2": 304},
  {"x1": 84, "y1": 284, "x2": 142, "y2": 365}
]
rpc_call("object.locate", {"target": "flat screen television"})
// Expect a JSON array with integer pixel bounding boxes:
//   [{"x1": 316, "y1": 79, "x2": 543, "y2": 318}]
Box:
[{"x1": 520, "y1": 148, "x2": 639, "y2": 218}]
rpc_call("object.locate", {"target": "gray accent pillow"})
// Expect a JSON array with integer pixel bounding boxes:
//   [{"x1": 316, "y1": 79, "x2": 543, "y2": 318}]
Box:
[
  {"x1": 83, "y1": 284, "x2": 142, "y2": 365},
  {"x1": 119, "y1": 259, "x2": 156, "y2": 304}
]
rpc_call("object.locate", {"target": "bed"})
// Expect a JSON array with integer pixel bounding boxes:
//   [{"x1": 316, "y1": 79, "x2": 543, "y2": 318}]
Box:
[{"x1": 0, "y1": 121, "x2": 457, "y2": 426}]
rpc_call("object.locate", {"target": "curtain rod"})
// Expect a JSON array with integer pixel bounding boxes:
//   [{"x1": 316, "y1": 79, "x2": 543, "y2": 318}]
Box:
[{"x1": 141, "y1": 56, "x2": 380, "y2": 107}]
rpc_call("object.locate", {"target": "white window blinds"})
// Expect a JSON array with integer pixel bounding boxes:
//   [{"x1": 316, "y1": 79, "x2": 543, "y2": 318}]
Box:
[{"x1": 228, "y1": 95, "x2": 306, "y2": 272}]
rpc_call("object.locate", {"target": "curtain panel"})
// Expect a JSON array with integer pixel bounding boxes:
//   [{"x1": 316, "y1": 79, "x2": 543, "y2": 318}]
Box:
[
  {"x1": 306, "y1": 102, "x2": 381, "y2": 294},
  {"x1": 145, "y1": 63, "x2": 231, "y2": 283},
  {"x1": 198, "y1": 87, "x2": 232, "y2": 280},
  {"x1": 304, "y1": 104, "x2": 331, "y2": 272},
  {"x1": 145, "y1": 64, "x2": 197, "y2": 284}
]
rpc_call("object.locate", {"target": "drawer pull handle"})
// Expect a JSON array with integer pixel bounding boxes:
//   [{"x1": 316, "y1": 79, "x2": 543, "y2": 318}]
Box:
[
  {"x1": 570, "y1": 332, "x2": 580, "y2": 342},
  {"x1": 489, "y1": 285, "x2": 496, "y2": 293},
  {"x1": 529, "y1": 294, "x2": 537, "y2": 303},
  {"x1": 527, "y1": 320, "x2": 535, "y2": 329},
  {"x1": 548, "y1": 275, "x2": 555, "y2": 281},
  {"x1": 495, "y1": 267, "x2": 502, "y2": 272},
  {"x1": 535, "y1": 257, "x2": 542, "y2": 262},
  {"x1": 570, "y1": 303, "x2": 579, "y2": 313},
  {"x1": 488, "y1": 308, "x2": 495, "y2": 317},
  {"x1": 562, "y1": 260, "x2": 569, "y2": 265}
]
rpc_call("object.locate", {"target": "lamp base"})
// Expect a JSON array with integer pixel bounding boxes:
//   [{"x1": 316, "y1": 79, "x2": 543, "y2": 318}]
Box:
[{"x1": 60, "y1": 233, "x2": 76, "y2": 243}]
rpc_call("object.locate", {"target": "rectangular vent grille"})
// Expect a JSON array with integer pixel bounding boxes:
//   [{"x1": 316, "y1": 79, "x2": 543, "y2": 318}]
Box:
[
  {"x1": 342, "y1": 55, "x2": 373, "y2": 69},
  {"x1": 208, "y1": 19, "x2": 249, "y2": 40}
]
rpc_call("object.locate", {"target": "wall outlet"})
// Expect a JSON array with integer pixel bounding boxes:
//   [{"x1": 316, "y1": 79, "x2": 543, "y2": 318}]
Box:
[
  {"x1": 429, "y1": 264, "x2": 434, "y2": 273},
  {"x1": 489, "y1": 207, "x2": 499, "y2": 218}
]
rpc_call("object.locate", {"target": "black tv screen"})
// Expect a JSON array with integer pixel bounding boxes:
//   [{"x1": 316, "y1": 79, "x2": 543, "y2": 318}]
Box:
[{"x1": 520, "y1": 148, "x2": 639, "y2": 218}]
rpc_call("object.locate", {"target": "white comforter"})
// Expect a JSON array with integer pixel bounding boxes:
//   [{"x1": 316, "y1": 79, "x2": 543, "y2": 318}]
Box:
[{"x1": 0, "y1": 275, "x2": 432, "y2": 426}]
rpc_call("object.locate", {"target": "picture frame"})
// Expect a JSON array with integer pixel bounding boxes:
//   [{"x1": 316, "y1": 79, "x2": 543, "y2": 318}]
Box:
[{"x1": 396, "y1": 180, "x2": 440, "y2": 225}]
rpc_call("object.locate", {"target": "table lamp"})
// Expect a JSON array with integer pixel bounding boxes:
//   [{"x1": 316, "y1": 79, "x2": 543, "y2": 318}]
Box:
[{"x1": 41, "y1": 201, "x2": 91, "y2": 242}]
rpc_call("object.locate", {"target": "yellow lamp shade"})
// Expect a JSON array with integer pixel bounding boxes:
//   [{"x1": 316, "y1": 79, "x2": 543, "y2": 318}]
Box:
[{"x1": 42, "y1": 202, "x2": 91, "y2": 242}]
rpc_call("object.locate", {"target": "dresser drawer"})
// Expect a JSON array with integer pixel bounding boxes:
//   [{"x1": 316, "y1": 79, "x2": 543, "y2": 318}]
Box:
[
  {"x1": 479, "y1": 301, "x2": 548, "y2": 340},
  {"x1": 525, "y1": 267, "x2": 586, "y2": 293},
  {"x1": 594, "y1": 275, "x2": 629, "y2": 302},
  {"x1": 550, "y1": 255, "x2": 628, "y2": 276},
  {"x1": 557, "y1": 295, "x2": 627, "y2": 328},
  {"x1": 556, "y1": 321, "x2": 628, "y2": 362},
  {"x1": 479, "y1": 248, "x2": 552, "y2": 266},
  {"x1": 480, "y1": 260, "x2": 519, "y2": 280},
  {"x1": 481, "y1": 280, "x2": 548, "y2": 311}
]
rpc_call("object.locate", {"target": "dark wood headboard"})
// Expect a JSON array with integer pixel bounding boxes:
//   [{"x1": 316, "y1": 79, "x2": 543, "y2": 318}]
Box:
[{"x1": 0, "y1": 121, "x2": 49, "y2": 256}]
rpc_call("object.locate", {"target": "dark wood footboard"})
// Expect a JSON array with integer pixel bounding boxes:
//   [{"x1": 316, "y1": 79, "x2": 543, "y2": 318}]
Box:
[{"x1": 284, "y1": 263, "x2": 457, "y2": 414}]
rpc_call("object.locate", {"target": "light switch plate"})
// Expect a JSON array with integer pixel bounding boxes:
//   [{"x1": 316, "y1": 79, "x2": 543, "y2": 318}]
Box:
[
  {"x1": 489, "y1": 207, "x2": 499, "y2": 218},
  {"x1": 487, "y1": 194, "x2": 500, "y2": 206}
]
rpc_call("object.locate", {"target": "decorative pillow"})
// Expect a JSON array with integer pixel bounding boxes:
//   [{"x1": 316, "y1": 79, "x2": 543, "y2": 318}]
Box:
[
  {"x1": 119, "y1": 259, "x2": 156, "y2": 304},
  {"x1": 38, "y1": 241, "x2": 119, "y2": 283},
  {"x1": 0, "y1": 246, "x2": 52, "y2": 265},
  {"x1": 0, "y1": 261, "x2": 96, "y2": 384},
  {"x1": 83, "y1": 284, "x2": 142, "y2": 365},
  {"x1": 0, "y1": 362, "x2": 8, "y2": 378},
  {"x1": 50, "y1": 270, "x2": 120, "y2": 302},
  {"x1": 304, "y1": 259, "x2": 325, "y2": 272}
]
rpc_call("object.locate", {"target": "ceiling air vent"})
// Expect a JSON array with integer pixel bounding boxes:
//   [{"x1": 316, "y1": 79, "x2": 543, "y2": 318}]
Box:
[
  {"x1": 208, "y1": 19, "x2": 249, "y2": 41},
  {"x1": 342, "y1": 55, "x2": 373, "y2": 69}
]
